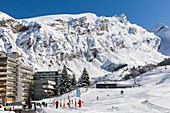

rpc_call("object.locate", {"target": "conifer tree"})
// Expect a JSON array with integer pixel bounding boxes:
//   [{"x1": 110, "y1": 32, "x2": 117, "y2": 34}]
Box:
[
  {"x1": 71, "y1": 74, "x2": 77, "y2": 89},
  {"x1": 79, "y1": 68, "x2": 90, "y2": 86},
  {"x1": 62, "y1": 65, "x2": 68, "y2": 76},
  {"x1": 60, "y1": 65, "x2": 72, "y2": 94}
]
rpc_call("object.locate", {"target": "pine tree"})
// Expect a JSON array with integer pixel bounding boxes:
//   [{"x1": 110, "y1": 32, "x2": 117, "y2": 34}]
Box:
[
  {"x1": 79, "y1": 68, "x2": 90, "y2": 86},
  {"x1": 62, "y1": 65, "x2": 68, "y2": 76},
  {"x1": 71, "y1": 74, "x2": 77, "y2": 89},
  {"x1": 60, "y1": 65, "x2": 72, "y2": 94}
]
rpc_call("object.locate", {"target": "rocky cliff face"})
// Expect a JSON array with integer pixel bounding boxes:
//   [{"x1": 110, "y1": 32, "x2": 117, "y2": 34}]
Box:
[{"x1": 0, "y1": 12, "x2": 165, "y2": 79}]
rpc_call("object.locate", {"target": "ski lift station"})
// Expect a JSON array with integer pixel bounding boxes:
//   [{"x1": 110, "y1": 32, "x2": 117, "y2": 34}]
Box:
[{"x1": 96, "y1": 81, "x2": 133, "y2": 89}]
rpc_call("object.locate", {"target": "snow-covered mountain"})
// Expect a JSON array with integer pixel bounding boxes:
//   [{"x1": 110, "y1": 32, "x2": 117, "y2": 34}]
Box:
[
  {"x1": 0, "y1": 11, "x2": 165, "y2": 79},
  {"x1": 150, "y1": 24, "x2": 170, "y2": 56}
]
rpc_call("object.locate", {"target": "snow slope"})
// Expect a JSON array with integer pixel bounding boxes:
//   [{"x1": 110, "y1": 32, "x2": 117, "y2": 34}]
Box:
[
  {"x1": 36, "y1": 66, "x2": 170, "y2": 113},
  {"x1": 150, "y1": 24, "x2": 170, "y2": 56},
  {"x1": 0, "y1": 12, "x2": 165, "y2": 79}
]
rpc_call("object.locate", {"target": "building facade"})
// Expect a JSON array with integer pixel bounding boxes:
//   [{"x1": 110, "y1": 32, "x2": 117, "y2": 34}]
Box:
[
  {"x1": 0, "y1": 57, "x2": 17, "y2": 104},
  {"x1": 0, "y1": 57, "x2": 33, "y2": 104},
  {"x1": 16, "y1": 64, "x2": 33, "y2": 102},
  {"x1": 33, "y1": 71, "x2": 61, "y2": 100}
]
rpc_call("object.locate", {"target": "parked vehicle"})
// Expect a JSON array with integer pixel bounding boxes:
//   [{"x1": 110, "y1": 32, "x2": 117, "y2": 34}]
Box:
[
  {"x1": 4, "y1": 103, "x2": 12, "y2": 111},
  {"x1": 4, "y1": 102, "x2": 26, "y2": 111},
  {"x1": 0, "y1": 104, "x2": 4, "y2": 111},
  {"x1": 24, "y1": 102, "x2": 36, "y2": 111}
]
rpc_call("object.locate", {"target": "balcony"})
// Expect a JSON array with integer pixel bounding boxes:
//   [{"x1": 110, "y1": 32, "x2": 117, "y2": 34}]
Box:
[
  {"x1": 23, "y1": 89, "x2": 30, "y2": 92},
  {"x1": 0, "y1": 90, "x2": 6, "y2": 93},
  {"x1": 7, "y1": 76, "x2": 16, "y2": 80},
  {"x1": 22, "y1": 84, "x2": 30, "y2": 87},
  {"x1": 0, "y1": 69, "x2": 7, "y2": 72},
  {"x1": 7, "y1": 57, "x2": 17, "y2": 63},
  {"x1": 0, "y1": 79, "x2": 7, "y2": 83},
  {"x1": 21, "y1": 74, "x2": 32, "y2": 78},
  {"x1": 0, "y1": 63, "x2": 7, "y2": 67},
  {"x1": 7, "y1": 72, "x2": 16, "y2": 76},
  {"x1": 7, "y1": 62, "x2": 17, "y2": 67},
  {"x1": 47, "y1": 80, "x2": 56, "y2": 85},
  {"x1": 6, "y1": 88, "x2": 16, "y2": 92},
  {"x1": 0, "y1": 57, "x2": 7, "y2": 61},
  {"x1": 20, "y1": 65, "x2": 33, "y2": 71},
  {"x1": 7, "y1": 68, "x2": 17, "y2": 72},
  {"x1": 43, "y1": 85, "x2": 55, "y2": 90},
  {"x1": 6, "y1": 86, "x2": 16, "y2": 90},
  {"x1": 22, "y1": 92, "x2": 29, "y2": 97},
  {"x1": 6, "y1": 92, "x2": 16, "y2": 96},
  {"x1": 7, "y1": 78, "x2": 16, "y2": 82},
  {"x1": 0, "y1": 85, "x2": 6, "y2": 88},
  {"x1": 21, "y1": 79, "x2": 31, "y2": 84},
  {"x1": 7, "y1": 81, "x2": 16, "y2": 86},
  {"x1": 44, "y1": 89, "x2": 54, "y2": 93},
  {"x1": 0, "y1": 74, "x2": 7, "y2": 77},
  {"x1": 8, "y1": 83, "x2": 17, "y2": 87},
  {"x1": 20, "y1": 70, "x2": 33, "y2": 75}
]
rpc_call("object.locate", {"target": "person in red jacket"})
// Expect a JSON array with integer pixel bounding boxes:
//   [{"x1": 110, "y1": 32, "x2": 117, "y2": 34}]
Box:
[{"x1": 56, "y1": 100, "x2": 59, "y2": 109}]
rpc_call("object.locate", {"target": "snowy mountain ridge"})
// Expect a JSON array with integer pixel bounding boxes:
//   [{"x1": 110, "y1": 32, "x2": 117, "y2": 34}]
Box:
[
  {"x1": 0, "y1": 11, "x2": 165, "y2": 79},
  {"x1": 150, "y1": 24, "x2": 170, "y2": 56}
]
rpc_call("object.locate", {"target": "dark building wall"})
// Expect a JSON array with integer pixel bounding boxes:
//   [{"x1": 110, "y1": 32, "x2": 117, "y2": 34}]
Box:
[
  {"x1": 96, "y1": 84, "x2": 117, "y2": 88},
  {"x1": 96, "y1": 83, "x2": 132, "y2": 88},
  {"x1": 33, "y1": 71, "x2": 61, "y2": 100}
]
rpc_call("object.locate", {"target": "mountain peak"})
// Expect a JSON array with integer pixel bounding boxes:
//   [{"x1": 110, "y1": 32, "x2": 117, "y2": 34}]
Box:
[
  {"x1": 150, "y1": 24, "x2": 170, "y2": 56},
  {"x1": 150, "y1": 23, "x2": 168, "y2": 33},
  {"x1": 0, "y1": 12, "x2": 165, "y2": 79},
  {"x1": 0, "y1": 11, "x2": 13, "y2": 20}
]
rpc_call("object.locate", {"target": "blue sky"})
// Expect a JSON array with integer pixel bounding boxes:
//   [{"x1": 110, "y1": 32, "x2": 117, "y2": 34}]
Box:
[{"x1": 0, "y1": 0, "x2": 170, "y2": 29}]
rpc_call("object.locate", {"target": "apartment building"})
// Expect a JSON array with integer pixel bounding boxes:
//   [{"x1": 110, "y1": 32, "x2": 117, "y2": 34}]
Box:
[
  {"x1": 0, "y1": 57, "x2": 17, "y2": 104},
  {"x1": 33, "y1": 71, "x2": 61, "y2": 100},
  {"x1": 16, "y1": 64, "x2": 33, "y2": 102},
  {"x1": 0, "y1": 57, "x2": 33, "y2": 104}
]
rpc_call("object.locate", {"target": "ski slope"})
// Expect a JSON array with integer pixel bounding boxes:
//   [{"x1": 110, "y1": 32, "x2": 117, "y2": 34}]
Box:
[
  {"x1": 0, "y1": 66, "x2": 169, "y2": 113},
  {"x1": 35, "y1": 66, "x2": 170, "y2": 113}
]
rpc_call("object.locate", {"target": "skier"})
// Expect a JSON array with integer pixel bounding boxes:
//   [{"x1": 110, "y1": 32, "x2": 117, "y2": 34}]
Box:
[
  {"x1": 120, "y1": 90, "x2": 124, "y2": 95},
  {"x1": 34, "y1": 102, "x2": 36, "y2": 111},
  {"x1": 56, "y1": 100, "x2": 59, "y2": 109},
  {"x1": 97, "y1": 96, "x2": 99, "y2": 100}
]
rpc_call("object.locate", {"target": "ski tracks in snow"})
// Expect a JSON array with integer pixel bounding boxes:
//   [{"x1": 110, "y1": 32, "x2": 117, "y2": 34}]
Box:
[
  {"x1": 141, "y1": 100, "x2": 170, "y2": 113},
  {"x1": 129, "y1": 100, "x2": 170, "y2": 113}
]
